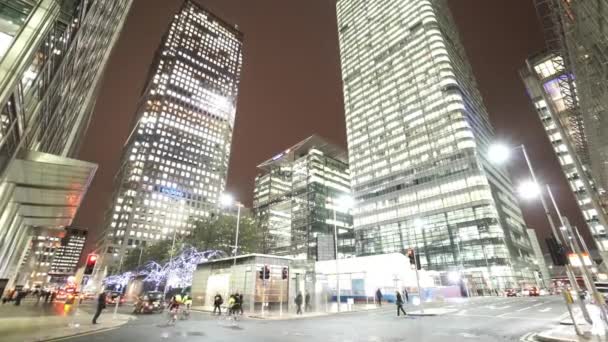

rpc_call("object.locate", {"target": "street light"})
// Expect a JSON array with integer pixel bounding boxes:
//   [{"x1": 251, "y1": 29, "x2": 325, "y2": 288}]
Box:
[
  {"x1": 333, "y1": 195, "x2": 354, "y2": 312},
  {"x1": 220, "y1": 192, "x2": 243, "y2": 266},
  {"x1": 487, "y1": 143, "x2": 512, "y2": 165},
  {"x1": 517, "y1": 180, "x2": 541, "y2": 200}
]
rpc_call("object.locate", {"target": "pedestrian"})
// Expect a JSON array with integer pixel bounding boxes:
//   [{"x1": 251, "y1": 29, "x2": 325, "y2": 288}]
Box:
[
  {"x1": 375, "y1": 288, "x2": 383, "y2": 307},
  {"x1": 295, "y1": 292, "x2": 303, "y2": 315},
  {"x1": 238, "y1": 293, "x2": 244, "y2": 315},
  {"x1": 403, "y1": 288, "x2": 409, "y2": 304},
  {"x1": 396, "y1": 291, "x2": 407, "y2": 316},
  {"x1": 227, "y1": 294, "x2": 236, "y2": 316},
  {"x1": 50, "y1": 291, "x2": 56, "y2": 303},
  {"x1": 92, "y1": 291, "x2": 107, "y2": 324},
  {"x1": 14, "y1": 290, "x2": 23, "y2": 306},
  {"x1": 44, "y1": 290, "x2": 50, "y2": 303},
  {"x1": 305, "y1": 293, "x2": 311, "y2": 311},
  {"x1": 213, "y1": 293, "x2": 223, "y2": 315}
]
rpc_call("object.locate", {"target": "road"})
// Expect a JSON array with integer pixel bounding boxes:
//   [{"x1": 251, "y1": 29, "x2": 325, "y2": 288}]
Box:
[{"x1": 55, "y1": 296, "x2": 569, "y2": 342}]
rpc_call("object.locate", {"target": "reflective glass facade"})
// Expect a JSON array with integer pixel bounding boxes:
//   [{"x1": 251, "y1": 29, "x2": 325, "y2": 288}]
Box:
[
  {"x1": 0, "y1": 0, "x2": 131, "y2": 290},
  {"x1": 337, "y1": 0, "x2": 535, "y2": 290},
  {"x1": 253, "y1": 136, "x2": 354, "y2": 261},
  {"x1": 99, "y1": 1, "x2": 243, "y2": 267},
  {"x1": 521, "y1": 53, "x2": 608, "y2": 252}
]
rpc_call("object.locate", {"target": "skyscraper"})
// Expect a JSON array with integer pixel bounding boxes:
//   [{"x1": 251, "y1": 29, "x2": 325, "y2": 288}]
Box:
[
  {"x1": 521, "y1": 53, "x2": 608, "y2": 254},
  {"x1": 336, "y1": 0, "x2": 535, "y2": 289},
  {"x1": 253, "y1": 136, "x2": 354, "y2": 261},
  {"x1": 0, "y1": 0, "x2": 133, "y2": 292},
  {"x1": 97, "y1": 1, "x2": 243, "y2": 269}
]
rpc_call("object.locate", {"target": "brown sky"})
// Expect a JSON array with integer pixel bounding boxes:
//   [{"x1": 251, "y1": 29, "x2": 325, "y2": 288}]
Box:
[{"x1": 74, "y1": 0, "x2": 589, "y2": 254}]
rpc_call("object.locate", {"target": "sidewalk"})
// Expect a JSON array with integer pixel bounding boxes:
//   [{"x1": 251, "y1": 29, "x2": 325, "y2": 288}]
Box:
[
  {"x1": 534, "y1": 325, "x2": 598, "y2": 342},
  {"x1": 0, "y1": 306, "x2": 133, "y2": 342}
]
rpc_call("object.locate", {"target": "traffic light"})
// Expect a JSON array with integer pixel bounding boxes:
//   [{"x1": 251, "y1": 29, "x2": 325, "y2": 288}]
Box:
[
  {"x1": 546, "y1": 237, "x2": 568, "y2": 266},
  {"x1": 264, "y1": 265, "x2": 271, "y2": 279},
  {"x1": 282, "y1": 267, "x2": 288, "y2": 280},
  {"x1": 406, "y1": 249, "x2": 421, "y2": 270},
  {"x1": 259, "y1": 265, "x2": 271, "y2": 280},
  {"x1": 407, "y1": 249, "x2": 415, "y2": 265},
  {"x1": 84, "y1": 254, "x2": 98, "y2": 275}
]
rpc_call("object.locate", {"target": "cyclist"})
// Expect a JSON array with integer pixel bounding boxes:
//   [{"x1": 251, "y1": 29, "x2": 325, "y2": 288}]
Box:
[{"x1": 167, "y1": 296, "x2": 180, "y2": 325}]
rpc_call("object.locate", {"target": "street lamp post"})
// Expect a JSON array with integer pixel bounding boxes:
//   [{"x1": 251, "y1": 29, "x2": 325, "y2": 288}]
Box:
[
  {"x1": 489, "y1": 143, "x2": 590, "y2": 321},
  {"x1": 136, "y1": 246, "x2": 143, "y2": 268},
  {"x1": 220, "y1": 193, "x2": 243, "y2": 266}
]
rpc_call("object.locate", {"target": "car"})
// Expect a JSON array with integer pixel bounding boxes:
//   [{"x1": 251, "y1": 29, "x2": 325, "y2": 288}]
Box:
[
  {"x1": 528, "y1": 287, "x2": 540, "y2": 297},
  {"x1": 506, "y1": 289, "x2": 518, "y2": 297},
  {"x1": 133, "y1": 291, "x2": 165, "y2": 314}
]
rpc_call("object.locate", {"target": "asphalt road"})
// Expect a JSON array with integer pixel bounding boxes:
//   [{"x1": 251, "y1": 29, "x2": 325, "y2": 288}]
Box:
[{"x1": 58, "y1": 296, "x2": 569, "y2": 342}]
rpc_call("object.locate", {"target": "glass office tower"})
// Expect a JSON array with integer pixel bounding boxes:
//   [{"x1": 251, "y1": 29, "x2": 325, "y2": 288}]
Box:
[
  {"x1": 336, "y1": 0, "x2": 535, "y2": 290},
  {"x1": 98, "y1": 1, "x2": 243, "y2": 269},
  {"x1": 253, "y1": 136, "x2": 354, "y2": 261},
  {"x1": 0, "y1": 0, "x2": 132, "y2": 293},
  {"x1": 521, "y1": 53, "x2": 608, "y2": 253}
]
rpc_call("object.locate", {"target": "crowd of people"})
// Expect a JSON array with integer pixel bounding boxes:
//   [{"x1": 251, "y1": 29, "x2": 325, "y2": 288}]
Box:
[{"x1": 1, "y1": 288, "x2": 57, "y2": 305}]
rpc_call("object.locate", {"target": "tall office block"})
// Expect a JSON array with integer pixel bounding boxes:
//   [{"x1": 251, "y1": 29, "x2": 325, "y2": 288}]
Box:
[
  {"x1": 253, "y1": 136, "x2": 354, "y2": 261},
  {"x1": 532, "y1": 0, "x2": 608, "y2": 193},
  {"x1": 336, "y1": 0, "x2": 535, "y2": 289},
  {"x1": 97, "y1": 1, "x2": 243, "y2": 269},
  {"x1": 0, "y1": 0, "x2": 132, "y2": 293},
  {"x1": 521, "y1": 53, "x2": 608, "y2": 253}
]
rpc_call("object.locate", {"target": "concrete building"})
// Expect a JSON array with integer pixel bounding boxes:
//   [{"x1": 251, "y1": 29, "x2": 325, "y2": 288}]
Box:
[
  {"x1": 526, "y1": 228, "x2": 551, "y2": 289},
  {"x1": 0, "y1": 0, "x2": 133, "y2": 292},
  {"x1": 336, "y1": 0, "x2": 536, "y2": 290},
  {"x1": 521, "y1": 53, "x2": 608, "y2": 254},
  {"x1": 96, "y1": 1, "x2": 243, "y2": 270},
  {"x1": 253, "y1": 136, "x2": 354, "y2": 261}
]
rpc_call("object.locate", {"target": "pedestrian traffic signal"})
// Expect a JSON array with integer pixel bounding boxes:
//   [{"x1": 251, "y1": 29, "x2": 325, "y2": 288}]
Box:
[
  {"x1": 282, "y1": 267, "x2": 288, "y2": 280},
  {"x1": 84, "y1": 254, "x2": 98, "y2": 275},
  {"x1": 546, "y1": 237, "x2": 568, "y2": 266}
]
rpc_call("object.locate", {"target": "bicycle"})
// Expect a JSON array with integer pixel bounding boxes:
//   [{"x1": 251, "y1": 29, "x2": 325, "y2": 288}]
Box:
[{"x1": 167, "y1": 306, "x2": 178, "y2": 325}]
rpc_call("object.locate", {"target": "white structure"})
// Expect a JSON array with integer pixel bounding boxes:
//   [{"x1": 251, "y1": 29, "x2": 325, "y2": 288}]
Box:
[{"x1": 336, "y1": 0, "x2": 535, "y2": 290}]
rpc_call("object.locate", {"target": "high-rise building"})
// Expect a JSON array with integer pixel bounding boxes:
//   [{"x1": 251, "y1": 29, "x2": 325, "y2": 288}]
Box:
[
  {"x1": 97, "y1": 1, "x2": 243, "y2": 269},
  {"x1": 0, "y1": 0, "x2": 133, "y2": 293},
  {"x1": 15, "y1": 226, "x2": 87, "y2": 287},
  {"x1": 50, "y1": 227, "x2": 87, "y2": 277},
  {"x1": 336, "y1": 0, "x2": 535, "y2": 289},
  {"x1": 532, "y1": 0, "x2": 608, "y2": 194},
  {"x1": 521, "y1": 53, "x2": 608, "y2": 253},
  {"x1": 253, "y1": 136, "x2": 354, "y2": 261},
  {"x1": 526, "y1": 228, "x2": 552, "y2": 289}
]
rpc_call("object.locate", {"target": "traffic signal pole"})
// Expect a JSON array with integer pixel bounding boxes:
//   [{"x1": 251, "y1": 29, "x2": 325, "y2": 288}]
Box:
[{"x1": 413, "y1": 250, "x2": 424, "y2": 314}]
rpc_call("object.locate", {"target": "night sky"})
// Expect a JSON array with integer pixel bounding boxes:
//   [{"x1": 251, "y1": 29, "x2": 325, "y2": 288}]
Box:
[{"x1": 74, "y1": 0, "x2": 589, "y2": 253}]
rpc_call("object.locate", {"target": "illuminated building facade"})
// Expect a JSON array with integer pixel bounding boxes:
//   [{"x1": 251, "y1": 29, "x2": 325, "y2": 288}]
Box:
[
  {"x1": 521, "y1": 53, "x2": 608, "y2": 252},
  {"x1": 15, "y1": 226, "x2": 87, "y2": 287},
  {"x1": 0, "y1": 0, "x2": 131, "y2": 292},
  {"x1": 98, "y1": 1, "x2": 243, "y2": 268},
  {"x1": 336, "y1": 0, "x2": 535, "y2": 289},
  {"x1": 50, "y1": 227, "x2": 87, "y2": 276},
  {"x1": 253, "y1": 136, "x2": 354, "y2": 261}
]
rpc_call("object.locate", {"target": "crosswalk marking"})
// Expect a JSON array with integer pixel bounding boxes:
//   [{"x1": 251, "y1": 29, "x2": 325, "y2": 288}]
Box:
[{"x1": 516, "y1": 306, "x2": 532, "y2": 312}]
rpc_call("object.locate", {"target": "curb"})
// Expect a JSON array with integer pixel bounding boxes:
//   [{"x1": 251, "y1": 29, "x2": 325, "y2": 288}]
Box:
[
  {"x1": 40, "y1": 325, "x2": 122, "y2": 342},
  {"x1": 534, "y1": 332, "x2": 579, "y2": 342}
]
